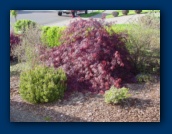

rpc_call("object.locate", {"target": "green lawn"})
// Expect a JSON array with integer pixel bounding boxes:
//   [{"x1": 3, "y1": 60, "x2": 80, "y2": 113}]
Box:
[
  {"x1": 106, "y1": 10, "x2": 158, "y2": 18},
  {"x1": 106, "y1": 24, "x2": 132, "y2": 35},
  {"x1": 110, "y1": 24, "x2": 131, "y2": 32},
  {"x1": 79, "y1": 10, "x2": 104, "y2": 18}
]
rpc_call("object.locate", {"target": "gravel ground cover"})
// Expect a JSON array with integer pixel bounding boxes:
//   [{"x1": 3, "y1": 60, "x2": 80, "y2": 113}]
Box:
[{"x1": 10, "y1": 71, "x2": 160, "y2": 122}]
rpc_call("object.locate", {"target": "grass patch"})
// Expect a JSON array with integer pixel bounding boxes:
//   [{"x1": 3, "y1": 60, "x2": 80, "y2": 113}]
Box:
[
  {"x1": 79, "y1": 10, "x2": 104, "y2": 18},
  {"x1": 106, "y1": 24, "x2": 132, "y2": 35},
  {"x1": 106, "y1": 10, "x2": 155, "y2": 18},
  {"x1": 110, "y1": 24, "x2": 131, "y2": 32}
]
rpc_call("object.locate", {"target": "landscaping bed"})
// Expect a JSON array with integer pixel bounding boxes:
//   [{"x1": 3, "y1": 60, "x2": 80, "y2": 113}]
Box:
[
  {"x1": 10, "y1": 13, "x2": 160, "y2": 122},
  {"x1": 10, "y1": 70, "x2": 160, "y2": 122}
]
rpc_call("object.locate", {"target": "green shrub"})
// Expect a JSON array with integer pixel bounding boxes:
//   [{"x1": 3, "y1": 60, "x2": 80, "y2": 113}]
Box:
[
  {"x1": 11, "y1": 25, "x2": 42, "y2": 69},
  {"x1": 19, "y1": 66, "x2": 67, "y2": 104},
  {"x1": 14, "y1": 19, "x2": 37, "y2": 33},
  {"x1": 136, "y1": 73, "x2": 155, "y2": 83},
  {"x1": 122, "y1": 10, "x2": 129, "y2": 15},
  {"x1": 41, "y1": 26, "x2": 65, "y2": 47},
  {"x1": 112, "y1": 11, "x2": 119, "y2": 17},
  {"x1": 106, "y1": 15, "x2": 160, "y2": 75},
  {"x1": 104, "y1": 86, "x2": 130, "y2": 104},
  {"x1": 126, "y1": 16, "x2": 160, "y2": 75},
  {"x1": 136, "y1": 13, "x2": 160, "y2": 29},
  {"x1": 135, "y1": 10, "x2": 142, "y2": 14},
  {"x1": 10, "y1": 10, "x2": 17, "y2": 22}
]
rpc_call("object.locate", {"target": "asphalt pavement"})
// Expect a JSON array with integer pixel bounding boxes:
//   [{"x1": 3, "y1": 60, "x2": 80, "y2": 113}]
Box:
[
  {"x1": 10, "y1": 10, "x2": 153, "y2": 28},
  {"x1": 10, "y1": 10, "x2": 96, "y2": 26}
]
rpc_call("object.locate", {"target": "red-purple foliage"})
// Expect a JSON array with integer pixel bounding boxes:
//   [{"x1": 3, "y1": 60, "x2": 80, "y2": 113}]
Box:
[
  {"x1": 40, "y1": 18, "x2": 135, "y2": 93},
  {"x1": 10, "y1": 32, "x2": 21, "y2": 60}
]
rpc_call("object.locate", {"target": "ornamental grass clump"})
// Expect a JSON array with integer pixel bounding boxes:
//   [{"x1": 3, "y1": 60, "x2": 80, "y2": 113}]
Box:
[
  {"x1": 10, "y1": 32, "x2": 21, "y2": 61},
  {"x1": 40, "y1": 18, "x2": 135, "y2": 93},
  {"x1": 126, "y1": 14, "x2": 160, "y2": 75},
  {"x1": 136, "y1": 12, "x2": 160, "y2": 29},
  {"x1": 11, "y1": 25, "x2": 45, "y2": 69},
  {"x1": 19, "y1": 66, "x2": 67, "y2": 104}
]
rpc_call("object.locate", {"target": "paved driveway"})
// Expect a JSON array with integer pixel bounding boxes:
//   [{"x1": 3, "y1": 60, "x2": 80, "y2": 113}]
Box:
[{"x1": 10, "y1": 10, "x2": 95, "y2": 26}]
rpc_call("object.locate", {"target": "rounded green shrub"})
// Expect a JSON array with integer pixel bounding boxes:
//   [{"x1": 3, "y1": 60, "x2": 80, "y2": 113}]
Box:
[
  {"x1": 112, "y1": 11, "x2": 119, "y2": 17},
  {"x1": 135, "y1": 10, "x2": 142, "y2": 14},
  {"x1": 41, "y1": 26, "x2": 65, "y2": 47},
  {"x1": 14, "y1": 19, "x2": 37, "y2": 33},
  {"x1": 122, "y1": 10, "x2": 129, "y2": 15},
  {"x1": 19, "y1": 66, "x2": 67, "y2": 104},
  {"x1": 104, "y1": 86, "x2": 130, "y2": 104}
]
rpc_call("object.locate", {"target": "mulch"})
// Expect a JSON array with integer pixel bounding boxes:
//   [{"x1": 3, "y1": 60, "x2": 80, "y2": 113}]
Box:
[{"x1": 10, "y1": 75, "x2": 160, "y2": 122}]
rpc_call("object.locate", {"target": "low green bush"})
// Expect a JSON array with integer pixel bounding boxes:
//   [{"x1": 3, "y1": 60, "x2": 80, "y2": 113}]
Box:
[
  {"x1": 19, "y1": 66, "x2": 67, "y2": 104},
  {"x1": 135, "y1": 10, "x2": 142, "y2": 14},
  {"x1": 136, "y1": 73, "x2": 155, "y2": 83},
  {"x1": 14, "y1": 19, "x2": 37, "y2": 33},
  {"x1": 122, "y1": 10, "x2": 129, "y2": 15},
  {"x1": 104, "y1": 86, "x2": 130, "y2": 104},
  {"x1": 41, "y1": 26, "x2": 65, "y2": 47},
  {"x1": 112, "y1": 11, "x2": 119, "y2": 17}
]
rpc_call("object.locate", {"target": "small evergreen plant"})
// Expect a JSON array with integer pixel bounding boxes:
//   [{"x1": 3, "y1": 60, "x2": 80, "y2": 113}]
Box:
[
  {"x1": 104, "y1": 86, "x2": 130, "y2": 104},
  {"x1": 122, "y1": 10, "x2": 129, "y2": 15},
  {"x1": 19, "y1": 66, "x2": 67, "y2": 104}
]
